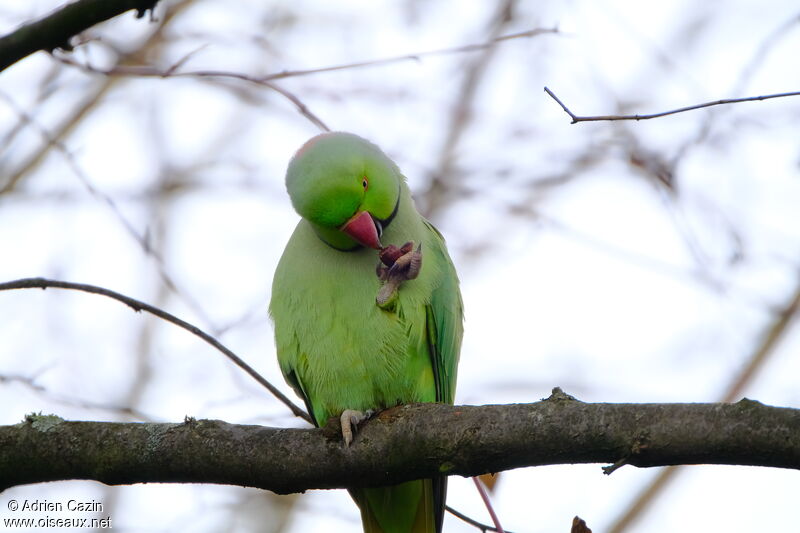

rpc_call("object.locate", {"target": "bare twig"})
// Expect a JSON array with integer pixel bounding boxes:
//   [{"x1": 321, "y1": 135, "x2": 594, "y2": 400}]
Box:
[
  {"x1": 544, "y1": 86, "x2": 800, "y2": 123},
  {"x1": 447, "y1": 505, "x2": 515, "y2": 533},
  {"x1": 668, "y1": 13, "x2": 800, "y2": 183},
  {"x1": 55, "y1": 55, "x2": 331, "y2": 132},
  {"x1": 0, "y1": 0, "x2": 160, "y2": 72},
  {"x1": 260, "y1": 27, "x2": 558, "y2": 82},
  {"x1": 0, "y1": 277, "x2": 313, "y2": 424},
  {"x1": 472, "y1": 477, "x2": 505, "y2": 533},
  {"x1": 48, "y1": 26, "x2": 559, "y2": 134},
  {"x1": 33, "y1": 26, "x2": 561, "y2": 136}
]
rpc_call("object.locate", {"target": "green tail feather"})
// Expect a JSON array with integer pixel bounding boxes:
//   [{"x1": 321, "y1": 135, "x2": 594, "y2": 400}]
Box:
[{"x1": 351, "y1": 477, "x2": 446, "y2": 533}]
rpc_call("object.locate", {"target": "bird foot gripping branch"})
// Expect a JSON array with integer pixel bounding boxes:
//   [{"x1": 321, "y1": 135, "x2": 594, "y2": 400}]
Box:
[
  {"x1": 339, "y1": 409, "x2": 375, "y2": 446},
  {"x1": 375, "y1": 241, "x2": 422, "y2": 309}
]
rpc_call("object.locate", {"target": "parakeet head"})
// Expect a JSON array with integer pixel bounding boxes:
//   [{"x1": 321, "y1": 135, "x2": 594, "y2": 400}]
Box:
[{"x1": 286, "y1": 132, "x2": 402, "y2": 250}]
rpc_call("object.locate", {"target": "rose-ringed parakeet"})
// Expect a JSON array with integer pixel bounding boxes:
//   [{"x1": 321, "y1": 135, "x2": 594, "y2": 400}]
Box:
[{"x1": 270, "y1": 132, "x2": 463, "y2": 533}]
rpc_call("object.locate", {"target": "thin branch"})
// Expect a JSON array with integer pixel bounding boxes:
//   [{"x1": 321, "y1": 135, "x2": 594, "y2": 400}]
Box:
[
  {"x1": 2, "y1": 398, "x2": 798, "y2": 492},
  {"x1": 55, "y1": 55, "x2": 331, "y2": 132},
  {"x1": 43, "y1": 27, "x2": 561, "y2": 134},
  {"x1": 260, "y1": 27, "x2": 559, "y2": 82},
  {"x1": 0, "y1": 0, "x2": 160, "y2": 72},
  {"x1": 472, "y1": 476, "x2": 505, "y2": 533},
  {"x1": 544, "y1": 86, "x2": 800, "y2": 123},
  {"x1": 0, "y1": 277, "x2": 313, "y2": 424},
  {"x1": 447, "y1": 505, "x2": 514, "y2": 533},
  {"x1": 48, "y1": 26, "x2": 560, "y2": 134}
]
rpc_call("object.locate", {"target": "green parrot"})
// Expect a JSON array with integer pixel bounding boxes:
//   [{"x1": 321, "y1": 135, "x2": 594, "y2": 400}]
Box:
[{"x1": 270, "y1": 132, "x2": 463, "y2": 533}]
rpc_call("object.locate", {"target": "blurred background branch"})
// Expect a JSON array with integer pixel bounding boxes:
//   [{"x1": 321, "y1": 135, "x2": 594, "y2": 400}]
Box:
[
  {"x1": 421, "y1": 0, "x2": 518, "y2": 220},
  {"x1": 608, "y1": 273, "x2": 800, "y2": 533}
]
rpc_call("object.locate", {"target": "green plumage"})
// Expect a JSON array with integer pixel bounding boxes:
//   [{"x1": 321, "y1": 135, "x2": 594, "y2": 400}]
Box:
[{"x1": 270, "y1": 132, "x2": 463, "y2": 533}]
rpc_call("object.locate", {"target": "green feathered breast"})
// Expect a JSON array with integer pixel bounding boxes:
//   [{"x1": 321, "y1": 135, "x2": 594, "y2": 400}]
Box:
[{"x1": 270, "y1": 132, "x2": 463, "y2": 533}]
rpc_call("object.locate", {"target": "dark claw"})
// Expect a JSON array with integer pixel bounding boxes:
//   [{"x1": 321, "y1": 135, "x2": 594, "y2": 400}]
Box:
[
  {"x1": 374, "y1": 240, "x2": 423, "y2": 307},
  {"x1": 379, "y1": 244, "x2": 403, "y2": 267}
]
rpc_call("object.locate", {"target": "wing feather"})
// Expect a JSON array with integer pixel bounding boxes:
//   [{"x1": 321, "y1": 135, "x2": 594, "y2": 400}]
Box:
[
  {"x1": 423, "y1": 220, "x2": 463, "y2": 404},
  {"x1": 423, "y1": 220, "x2": 463, "y2": 532}
]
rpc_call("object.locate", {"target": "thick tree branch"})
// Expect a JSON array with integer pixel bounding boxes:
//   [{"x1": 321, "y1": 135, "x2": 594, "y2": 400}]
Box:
[
  {"x1": 0, "y1": 0, "x2": 161, "y2": 72},
  {"x1": 2, "y1": 396, "x2": 798, "y2": 493}
]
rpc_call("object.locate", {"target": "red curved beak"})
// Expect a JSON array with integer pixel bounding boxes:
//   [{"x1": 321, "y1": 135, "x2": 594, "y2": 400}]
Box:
[{"x1": 341, "y1": 211, "x2": 382, "y2": 249}]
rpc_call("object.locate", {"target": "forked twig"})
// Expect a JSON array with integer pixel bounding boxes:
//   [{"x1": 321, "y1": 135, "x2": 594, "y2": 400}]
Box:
[{"x1": 544, "y1": 86, "x2": 800, "y2": 123}]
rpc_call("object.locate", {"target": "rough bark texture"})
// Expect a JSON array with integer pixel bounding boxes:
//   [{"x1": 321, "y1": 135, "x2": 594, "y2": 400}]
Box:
[
  {"x1": 0, "y1": 0, "x2": 161, "y2": 72},
  {"x1": 2, "y1": 393, "x2": 798, "y2": 493}
]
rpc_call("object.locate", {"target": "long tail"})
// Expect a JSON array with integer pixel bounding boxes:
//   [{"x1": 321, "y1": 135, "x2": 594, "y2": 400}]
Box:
[{"x1": 351, "y1": 477, "x2": 446, "y2": 533}]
